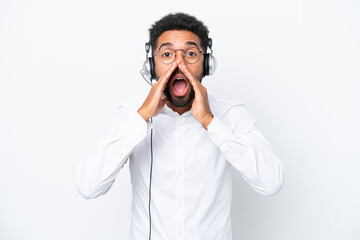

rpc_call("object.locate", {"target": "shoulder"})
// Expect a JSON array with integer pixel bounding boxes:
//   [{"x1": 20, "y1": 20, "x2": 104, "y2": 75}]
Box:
[
  {"x1": 107, "y1": 98, "x2": 142, "y2": 123},
  {"x1": 115, "y1": 98, "x2": 142, "y2": 113},
  {"x1": 104, "y1": 99, "x2": 143, "y2": 132},
  {"x1": 208, "y1": 95, "x2": 247, "y2": 116},
  {"x1": 208, "y1": 95, "x2": 256, "y2": 129}
]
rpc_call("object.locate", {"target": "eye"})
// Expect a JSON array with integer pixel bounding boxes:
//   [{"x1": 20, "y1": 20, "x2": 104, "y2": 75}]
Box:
[
  {"x1": 162, "y1": 52, "x2": 171, "y2": 57},
  {"x1": 160, "y1": 49, "x2": 174, "y2": 59},
  {"x1": 185, "y1": 48, "x2": 199, "y2": 58}
]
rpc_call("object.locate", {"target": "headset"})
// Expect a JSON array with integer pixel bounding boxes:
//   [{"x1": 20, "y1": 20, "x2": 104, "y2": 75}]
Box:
[
  {"x1": 140, "y1": 38, "x2": 217, "y2": 85},
  {"x1": 141, "y1": 38, "x2": 216, "y2": 240}
]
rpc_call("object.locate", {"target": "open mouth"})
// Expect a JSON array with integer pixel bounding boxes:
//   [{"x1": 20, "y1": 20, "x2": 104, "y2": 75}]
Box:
[{"x1": 170, "y1": 73, "x2": 189, "y2": 97}]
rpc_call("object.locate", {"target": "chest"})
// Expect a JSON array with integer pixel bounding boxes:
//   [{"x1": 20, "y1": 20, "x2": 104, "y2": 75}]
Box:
[{"x1": 129, "y1": 115, "x2": 229, "y2": 185}]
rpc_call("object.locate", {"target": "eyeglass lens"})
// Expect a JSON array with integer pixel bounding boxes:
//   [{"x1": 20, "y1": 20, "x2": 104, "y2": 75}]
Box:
[{"x1": 157, "y1": 47, "x2": 201, "y2": 64}]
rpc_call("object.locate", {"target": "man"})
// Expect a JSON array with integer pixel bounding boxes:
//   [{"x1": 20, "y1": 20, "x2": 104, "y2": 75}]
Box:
[{"x1": 76, "y1": 13, "x2": 284, "y2": 240}]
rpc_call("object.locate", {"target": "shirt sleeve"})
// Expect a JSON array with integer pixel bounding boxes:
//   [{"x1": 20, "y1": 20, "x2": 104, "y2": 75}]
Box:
[
  {"x1": 206, "y1": 105, "x2": 284, "y2": 196},
  {"x1": 76, "y1": 105, "x2": 152, "y2": 199}
]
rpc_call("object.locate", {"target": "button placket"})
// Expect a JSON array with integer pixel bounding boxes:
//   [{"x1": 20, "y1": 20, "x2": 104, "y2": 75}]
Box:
[{"x1": 175, "y1": 117, "x2": 185, "y2": 240}]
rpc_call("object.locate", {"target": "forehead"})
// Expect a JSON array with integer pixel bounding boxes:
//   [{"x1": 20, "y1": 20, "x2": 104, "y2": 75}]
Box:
[{"x1": 156, "y1": 30, "x2": 201, "y2": 49}]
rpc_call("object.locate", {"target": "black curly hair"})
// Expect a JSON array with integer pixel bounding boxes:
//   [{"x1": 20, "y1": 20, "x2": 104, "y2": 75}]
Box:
[{"x1": 149, "y1": 13, "x2": 209, "y2": 53}]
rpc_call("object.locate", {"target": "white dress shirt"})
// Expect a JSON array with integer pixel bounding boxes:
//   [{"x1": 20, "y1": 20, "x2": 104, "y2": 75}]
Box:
[{"x1": 76, "y1": 95, "x2": 284, "y2": 240}]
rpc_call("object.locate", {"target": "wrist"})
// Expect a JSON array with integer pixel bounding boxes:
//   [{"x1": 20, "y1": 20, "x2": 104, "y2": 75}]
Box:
[
  {"x1": 202, "y1": 114, "x2": 214, "y2": 130},
  {"x1": 137, "y1": 108, "x2": 150, "y2": 122}
]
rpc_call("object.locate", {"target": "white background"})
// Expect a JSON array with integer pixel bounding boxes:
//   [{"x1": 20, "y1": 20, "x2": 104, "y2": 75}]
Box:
[{"x1": 1, "y1": 0, "x2": 359, "y2": 239}]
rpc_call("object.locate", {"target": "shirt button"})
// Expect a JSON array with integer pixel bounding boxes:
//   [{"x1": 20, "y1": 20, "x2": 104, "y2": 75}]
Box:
[
  {"x1": 178, "y1": 231, "x2": 182, "y2": 236},
  {"x1": 178, "y1": 171, "x2": 182, "y2": 176}
]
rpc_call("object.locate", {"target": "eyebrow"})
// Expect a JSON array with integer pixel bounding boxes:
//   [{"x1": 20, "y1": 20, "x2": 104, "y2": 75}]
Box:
[
  {"x1": 158, "y1": 42, "x2": 173, "y2": 50},
  {"x1": 157, "y1": 41, "x2": 200, "y2": 50},
  {"x1": 185, "y1": 41, "x2": 199, "y2": 48}
]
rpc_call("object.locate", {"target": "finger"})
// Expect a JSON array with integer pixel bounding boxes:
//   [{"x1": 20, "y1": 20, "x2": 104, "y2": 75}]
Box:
[
  {"x1": 157, "y1": 61, "x2": 179, "y2": 86},
  {"x1": 153, "y1": 62, "x2": 179, "y2": 95},
  {"x1": 177, "y1": 62, "x2": 201, "y2": 92}
]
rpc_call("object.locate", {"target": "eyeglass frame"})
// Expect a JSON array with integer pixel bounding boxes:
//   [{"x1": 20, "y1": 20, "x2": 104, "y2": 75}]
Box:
[{"x1": 153, "y1": 46, "x2": 205, "y2": 65}]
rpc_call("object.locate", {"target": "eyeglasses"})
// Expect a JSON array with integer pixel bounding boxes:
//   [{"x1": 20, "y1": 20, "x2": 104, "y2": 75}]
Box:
[{"x1": 154, "y1": 47, "x2": 205, "y2": 65}]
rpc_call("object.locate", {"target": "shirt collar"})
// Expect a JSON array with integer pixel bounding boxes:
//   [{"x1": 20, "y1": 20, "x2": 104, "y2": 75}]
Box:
[{"x1": 160, "y1": 103, "x2": 193, "y2": 118}]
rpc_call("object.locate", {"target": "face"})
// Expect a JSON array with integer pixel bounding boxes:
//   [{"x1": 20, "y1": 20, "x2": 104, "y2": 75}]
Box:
[{"x1": 154, "y1": 30, "x2": 204, "y2": 108}]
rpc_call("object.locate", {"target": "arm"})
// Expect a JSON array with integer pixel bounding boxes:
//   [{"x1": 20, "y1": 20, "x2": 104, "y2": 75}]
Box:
[
  {"x1": 178, "y1": 61, "x2": 283, "y2": 196},
  {"x1": 76, "y1": 62, "x2": 179, "y2": 199},
  {"x1": 76, "y1": 106, "x2": 149, "y2": 199},
  {"x1": 207, "y1": 105, "x2": 284, "y2": 196}
]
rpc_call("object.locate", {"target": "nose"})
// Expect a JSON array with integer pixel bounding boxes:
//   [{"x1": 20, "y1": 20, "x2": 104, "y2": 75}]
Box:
[{"x1": 174, "y1": 49, "x2": 186, "y2": 64}]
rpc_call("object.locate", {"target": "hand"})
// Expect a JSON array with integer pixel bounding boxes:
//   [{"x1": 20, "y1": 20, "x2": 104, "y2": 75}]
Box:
[
  {"x1": 137, "y1": 61, "x2": 179, "y2": 122},
  {"x1": 178, "y1": 60, "x2": 214, "y2": 130}
]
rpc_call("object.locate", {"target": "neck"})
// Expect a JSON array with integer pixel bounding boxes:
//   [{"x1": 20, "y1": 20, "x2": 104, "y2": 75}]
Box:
[{"x1": 166, "y1": 102, "x2": 192, "y2": 115}]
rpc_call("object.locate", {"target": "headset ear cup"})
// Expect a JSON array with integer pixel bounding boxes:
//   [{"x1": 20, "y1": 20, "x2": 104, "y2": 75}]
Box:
[
  {"x1": 208, "y1": 54, "x2": 216, "y2": 76},
  {"x1": 203, "y1": 53, "x2": 210, "y2": 76},
  {"x1": 149, "y1": 57, "x2": 156, "y2": 80}
]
